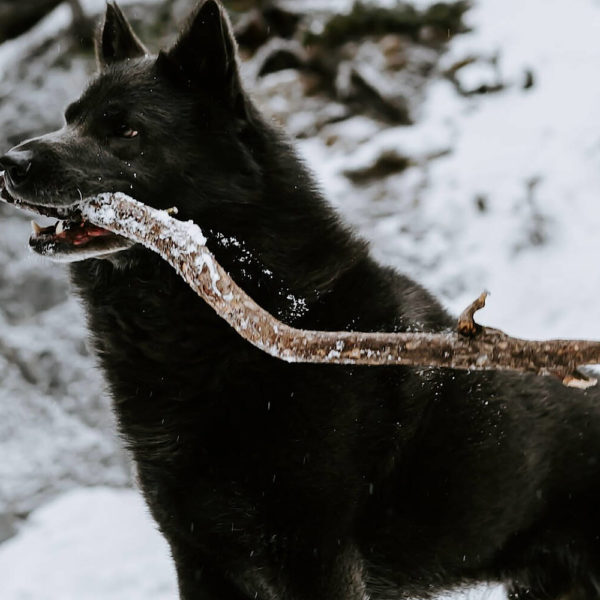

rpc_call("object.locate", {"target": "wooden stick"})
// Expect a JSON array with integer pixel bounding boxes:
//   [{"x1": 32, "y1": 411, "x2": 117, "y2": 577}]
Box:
[{"x1": 70, "y1": 192, "x2": 599, "y2": 389}]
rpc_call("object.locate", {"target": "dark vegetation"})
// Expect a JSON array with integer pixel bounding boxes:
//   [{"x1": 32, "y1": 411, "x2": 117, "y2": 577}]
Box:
[{"x1": 303, "y1": 0, "x2": 470, "y2": 46}]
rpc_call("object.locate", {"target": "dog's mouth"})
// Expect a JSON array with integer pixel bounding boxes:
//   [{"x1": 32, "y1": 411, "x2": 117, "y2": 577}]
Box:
[
  {"x1": 1, "y1": 173, "x2": 133, "y2": 262},
  {"x1": 30, "y1": 217, "x2": 115, "y2": 249}
]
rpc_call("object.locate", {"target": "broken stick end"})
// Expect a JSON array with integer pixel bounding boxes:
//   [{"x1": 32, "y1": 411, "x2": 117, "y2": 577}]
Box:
[{"x1": 457, "y1": 291, "x2": 489, "y2": 338}]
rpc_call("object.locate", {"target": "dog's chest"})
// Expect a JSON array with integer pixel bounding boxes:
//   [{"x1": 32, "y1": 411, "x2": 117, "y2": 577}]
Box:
[{"x1": 71, "y1": 256, "x2": 301, "y2": 460}]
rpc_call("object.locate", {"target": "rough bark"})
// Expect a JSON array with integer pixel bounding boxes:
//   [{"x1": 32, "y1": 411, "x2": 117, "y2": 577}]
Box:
[{"x1": 70, "y1": 193, "x2": 599, "y2": 389}]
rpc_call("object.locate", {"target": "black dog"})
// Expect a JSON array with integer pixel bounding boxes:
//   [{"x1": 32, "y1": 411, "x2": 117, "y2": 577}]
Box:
[{"x1": 2, "y1": 2, "x2": 600, "y2": 598}]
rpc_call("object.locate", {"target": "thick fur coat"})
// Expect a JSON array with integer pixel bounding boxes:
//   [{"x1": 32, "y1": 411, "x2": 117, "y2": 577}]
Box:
[{"x1": 2, "y1": 2, "x2": 600, "y2": 599}]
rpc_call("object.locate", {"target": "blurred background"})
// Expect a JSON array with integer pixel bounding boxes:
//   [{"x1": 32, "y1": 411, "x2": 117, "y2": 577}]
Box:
[{"x1": 1, "y1": 0, "x2": 600, "y2": 598}]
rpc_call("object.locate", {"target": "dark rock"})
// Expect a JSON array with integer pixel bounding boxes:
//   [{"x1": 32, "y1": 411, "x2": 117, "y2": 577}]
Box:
[
  {"x1": 350, "y1": 65, "x2": 412, "y2": 123},
  {"x1": 66, "y1": 0, "x2": 95, "y2": 50},
  {"x1": 304, "y1": 1, "x2": 471, "y2": 48},
  {"x1": 475, "y1": 195, "x2": 488, "y2": 213},
  {"x1": 523, "y1": 69, "x2": 535, "y2": 90},
  {"x1": 344, "y1": 149, "x2": 411, "y2": 182},
  {"x1": 264, "y1": 5, "x2": 301, "y2": 39},
  {"x1": 256, "y1": 38, "x2": 307, "y2": 76},
  {"x1": 235, "y1": 5, "x2": 301, "y2": 51},
  {"x1": 0, "y1": 512, "x2": 20, "y2": 543},
  {"x1": 235, "y1": 9, "x2": 270, "y2": 50},
  {"x1": 0, "y1": 0, "x2": 62, "y2": 44}
]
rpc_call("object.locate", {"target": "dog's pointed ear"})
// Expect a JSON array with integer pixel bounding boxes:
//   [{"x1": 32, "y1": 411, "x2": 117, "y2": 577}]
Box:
[
  {"x1": 96, "y1": 2, "x2": 147, "y2": 69},
  {"x1": 158, "y1": 0, "x2": 245, "y2": 115}
]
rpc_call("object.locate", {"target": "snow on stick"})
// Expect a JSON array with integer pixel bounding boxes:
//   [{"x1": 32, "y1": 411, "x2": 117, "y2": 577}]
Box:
[{"x1": 69, "y1": 192, "x2": 599, "y2": 389}]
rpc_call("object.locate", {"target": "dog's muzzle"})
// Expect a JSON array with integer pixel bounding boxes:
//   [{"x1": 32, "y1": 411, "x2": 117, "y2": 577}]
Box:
[{"x1": 0, "y1": 149, "x2": 33, "y2": 190}]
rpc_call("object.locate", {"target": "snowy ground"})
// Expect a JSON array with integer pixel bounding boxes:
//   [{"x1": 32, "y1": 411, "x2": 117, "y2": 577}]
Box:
[
  {"x1": 300, "y1": 0, "x2": 600, "y2": 340},
  {"x1": 0, "y1": 484, "x2": 503, "y2": 600},
  {"x1": 2, "y1": 0, "x2": 600, "y2": 598},
  {"x1": 0, "y1": 488, "x2": 177, "y2": 600},
  {"x1": 0, "y1": 488, "x2": 505, "y2": 600}
]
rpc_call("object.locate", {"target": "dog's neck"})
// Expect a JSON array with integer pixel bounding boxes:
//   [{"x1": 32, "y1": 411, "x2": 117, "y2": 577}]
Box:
[{"x1": 192, "y1": 114, "x2": 369, "y2": 303}]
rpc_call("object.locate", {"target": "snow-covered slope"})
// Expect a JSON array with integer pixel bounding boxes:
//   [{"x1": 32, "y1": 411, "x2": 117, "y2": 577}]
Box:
[
  {"x1": 0, "y1": 488, "x2": 177, "y2": 600},
  {"x1": 0, "y1": 487, "x2": 507, "y2": 600},
  {"x1": 299, "y1": 0, "x2": 600, "y2": 340}
]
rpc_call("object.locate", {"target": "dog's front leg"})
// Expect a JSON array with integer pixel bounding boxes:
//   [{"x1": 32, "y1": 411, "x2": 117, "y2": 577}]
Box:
[
  {"x1": 172, "y1": 544, "x2": 368, "y2": 600},
  {"x1": 282, "y1": 542, "x2": 368, "y2": 600},
  {"x1": 172, "y1": 554, "x2": 251, "y2": 600}
]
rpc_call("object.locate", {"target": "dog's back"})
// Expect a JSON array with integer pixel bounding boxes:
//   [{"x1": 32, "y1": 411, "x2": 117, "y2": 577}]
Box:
[{"x1": 4, "y1": 1, "x2": 600, "y2": 599}]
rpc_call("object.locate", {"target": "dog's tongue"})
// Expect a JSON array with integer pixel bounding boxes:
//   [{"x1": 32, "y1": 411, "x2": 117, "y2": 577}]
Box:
[
  {"x1": 0, "y1": 171, "x2": 117, "y2": 250},
  {"x1": 31, "y1": 218, "x2": 113, "y2": 246}
]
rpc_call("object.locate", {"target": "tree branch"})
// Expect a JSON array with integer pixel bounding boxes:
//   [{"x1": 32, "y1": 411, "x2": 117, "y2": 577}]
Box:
[
  {"x1": 2, "y1": 185, "x2": 598, "y2": 388},
  {"x1": 68, "y1": 193, "x2": 598, "y2": 389}
]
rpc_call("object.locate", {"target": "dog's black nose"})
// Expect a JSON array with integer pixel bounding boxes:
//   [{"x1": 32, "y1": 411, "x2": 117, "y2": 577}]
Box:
[{"x1": 0, "y1": 150, "x2": 33, "y2": 187}]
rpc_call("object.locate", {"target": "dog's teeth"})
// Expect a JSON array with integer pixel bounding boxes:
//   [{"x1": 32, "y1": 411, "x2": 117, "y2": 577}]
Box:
[
  {"x1": 55, "y1": 220, "x2": 65, "y2": 235},
  {"x1": 31, "y1": 221, "x2": 42, "y2": 235}
]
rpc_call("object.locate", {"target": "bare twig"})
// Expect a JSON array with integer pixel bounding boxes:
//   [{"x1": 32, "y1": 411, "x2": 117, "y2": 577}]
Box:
[
  {"x1": 457, "y1": 290, "x2": 488, "y2": 337},
  {"x1": 67, "y1": 193, "x2": 599, "y2": 389}
]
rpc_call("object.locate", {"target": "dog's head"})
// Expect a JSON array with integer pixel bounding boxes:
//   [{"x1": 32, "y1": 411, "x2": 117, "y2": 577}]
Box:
[{"x1": 0, "y1": 0, "x2": 262, "y2": 262}]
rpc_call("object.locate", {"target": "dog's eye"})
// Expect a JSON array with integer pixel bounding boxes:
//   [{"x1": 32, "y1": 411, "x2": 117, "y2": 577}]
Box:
[{"x1": 119, "y1": 125, "x2": 139, "y2": 139}]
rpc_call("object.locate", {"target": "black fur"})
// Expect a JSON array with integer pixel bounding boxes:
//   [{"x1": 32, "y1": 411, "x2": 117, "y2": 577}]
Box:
[{"x1": 4, "y1": 2, "x2": 600, "y2": 598}]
